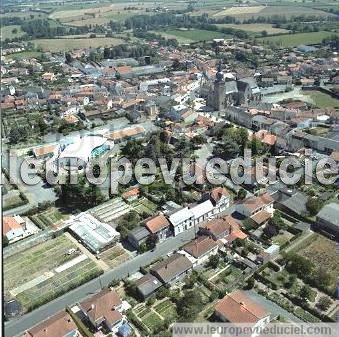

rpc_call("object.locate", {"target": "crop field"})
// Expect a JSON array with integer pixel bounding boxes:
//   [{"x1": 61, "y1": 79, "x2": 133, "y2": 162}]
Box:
[
  {"x1": 1, "y1": 25, "x2": 25, "y2": 39},
  {"x1": 134, "y1": 298, "x2": 177, "y2": 332},
  {"x1": 0, "y1": 10, "x2": 48, "y2": 19},
  {"x1": 48, "y1": 2, "x2": 185, "y2": 26},
  {"x1": 30, "y1": 207, "x2": 69, "y2": 229},
  {"x1": 30, "y1": 37, "x2": 124, "y2": 52},
  {"x1": 152, "y1": 29, "x2": 226, "y2": 43},
  {"x1": 131, "y1": 197, "x2": 158, "y2": 216},
  {"x1": 216, "y1": 23, "x2": 289, "y2": 35},
  {"x1": 4, "y1": 235, "x2": 102, "y2": 312},
  {"x1": 213, "y1": 6, "x2": 265, "y2": 17},
  {"x1": 258, "y1": 31, "x2": 337, "y2": 47},
  {"x1": 99, "y1": 245, "x2": 131, "y2": 268},
  {"x1": 297, "y1": 233, "x2": 338, "y2": 290}
]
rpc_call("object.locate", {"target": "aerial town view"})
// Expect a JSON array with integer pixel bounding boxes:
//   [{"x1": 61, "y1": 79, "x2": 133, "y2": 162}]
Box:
[{"x1": 1, "y1": 0, "x2": 338, "y2": 336}]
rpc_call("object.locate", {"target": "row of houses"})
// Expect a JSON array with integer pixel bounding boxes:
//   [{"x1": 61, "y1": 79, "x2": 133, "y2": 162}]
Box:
[
  {"x1": 24, "y1": 289, "x2": 131, "y2": 337},
  {"x1": 128, "y1": 186, "x2": 231, "y2": 249}
]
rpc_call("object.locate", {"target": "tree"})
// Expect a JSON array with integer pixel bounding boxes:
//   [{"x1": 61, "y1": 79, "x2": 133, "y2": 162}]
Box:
[
  {"x1": 3, "y1": 235, "x2": 9, "y2": 247},
  {"x1": 251, "y1": 138, "x2": 266, "y2": 155},
  {"x1": 306, "y1": 197, "x2": 322, "y2": 216},
  {"x1": 156, "y1": 286, "x2": 170, "y2": 300},
  {"x1": 261, "y1": 30, "x2": 268, "y2": 37},
  {"x1": 177, "y1": 290, "x2": 203, "y2": 321},
  {"x1": 208, "y1": 254, "x2": 220, "y2": 269},
  {"x1": 317, "y1": 296, "x2": 332, "y2": 311},
  {"x1": 237, "y1": 188, "x2": 247, "y2": 200},
  {"x1": 285, "y1": 254, "x2": 314, "y2": 278},
  {"x1": 299, "y1": 284, "x2": 313, "y2": 302}
]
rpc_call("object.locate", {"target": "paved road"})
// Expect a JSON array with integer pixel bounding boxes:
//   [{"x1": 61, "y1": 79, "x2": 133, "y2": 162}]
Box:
[{"x1": 5, "y1": 226, "x2": 197, "y2": 337}]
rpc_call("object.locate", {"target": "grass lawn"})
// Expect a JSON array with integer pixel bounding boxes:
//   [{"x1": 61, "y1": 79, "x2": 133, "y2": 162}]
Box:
[
  {"x1": 272, "y1": 230, "x2": 294, "y2": 246},
  {"x1": 216, "y1": 23, "x2": 289, "y2": 35},
  {"x1": 4, "y1": 235, "x2": 102, "y2": 312},
  {"x1": 30, "y1": 37, "x2": 124, "y2": 52},
  {"x1": 258, "y1": 31, "x2": 338, "y2": 47},
  {"x1": 6, "y1": 50, "x2": 43, "y2": 60},
  {"x1": 1, "y1": 25, "x2": 25, "y2": 39},
  {"x1": 302, "y1": 90, "x2": 339, "y2": 108},
  {"x1": 153, "y1": 29, "x2": 227, "y2": 43}
]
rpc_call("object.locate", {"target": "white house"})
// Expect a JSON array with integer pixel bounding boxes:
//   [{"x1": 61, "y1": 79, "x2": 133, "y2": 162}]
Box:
[
  {"x1": 3, "y1": 216, "x2": 26, "y2": 242},
  {"x1": 169, "y1": 207, "x2": 194, "y2": 236},
  {"x1": 209, "y1": 186, "x2": 231, "y2": 214},
  {"x1": 236, "y1": 192, "x2": 274, "y2": 218},
  {"x1": 189, "y1": 200, "x2": 215, "y2": 225}
]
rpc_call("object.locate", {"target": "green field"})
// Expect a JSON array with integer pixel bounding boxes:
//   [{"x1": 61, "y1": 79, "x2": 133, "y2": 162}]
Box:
[
  {"x1": 216, "y1": 23, "x2": 289, "y2": 35},
  {"x1": 302, "y1": 90, "x2": 339, "y2": 108},
  {"x1": 30, "y1": 37, "x2": 124, "y2": 52},
  {"x1": 258, "y1": 31, "x2": 337, "y2": 47},
  {"x1": 152, "y1": 29, "x2": 226, "y2": 43},
  {"x1": 6, "y1": 50, "x2": 43, "y2": 60},
  {"x1": 30, "y1": 207, "x2": 68, "y2": 229},
  {"x1": 4, "y1": 235, "x2": 102, "y2": 312},
  {"x1": 1, "y1": 25, "x2": 25, "y2": 39}
]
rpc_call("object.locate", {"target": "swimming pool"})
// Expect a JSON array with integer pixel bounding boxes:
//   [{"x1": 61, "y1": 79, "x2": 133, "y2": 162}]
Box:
[{"x1": 91, "y1": 144, "x2": 110, "y2": 158}]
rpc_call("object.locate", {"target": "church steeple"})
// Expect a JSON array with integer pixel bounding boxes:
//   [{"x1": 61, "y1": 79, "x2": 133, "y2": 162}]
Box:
[{"x1": 215, "y1": 59, "x2": 224, "y2": 82}]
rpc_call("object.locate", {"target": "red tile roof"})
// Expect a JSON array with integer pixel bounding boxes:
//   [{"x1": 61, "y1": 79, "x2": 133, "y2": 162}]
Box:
[
  {"x1": 24, "y1": 311, "x2": 77, "y2": 337},
  {"x1": 145, "y1": 214, "x2": 170, "y2": 234},
  {"x1": 3, "y1": 216, "x2": 22, "y2": 235},
  {"x1": 183, "y1": 236, "x2": 218, "y2": 258},
  {"x1": 215, "y1": 290, "x2": 270, "y2": 323}
]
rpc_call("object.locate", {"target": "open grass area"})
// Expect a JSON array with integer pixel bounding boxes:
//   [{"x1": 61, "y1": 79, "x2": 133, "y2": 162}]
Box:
[
  {"x1": 272, "y1": 230, "x2": 294, "y2": 246},
  {"x1": 30, "y1": 37, "x2": 124, "y2": 52},
  {"x1": 258, "y1": 31, "x2": 337, "y2": 47},
  {"x1": 302, "y1": 90, "x2": 339, "y2": 108},
  {"x1": 152, "y1": 29, "x2": 226, "y2": 44},
  {"x1": 1, "y1": 25, "x2": 25, "y2": 39},
  {"x1": 212, "y1": 6, "x2": 265, "y2": 17},
  {"x1": 216, "y1": 23, "x2": 289, "y2": 35},
  {"x1": 6, "y1": 50, "x2": 43, "y2": 60},
  {"x1": 0, "y1": 10, "x2": 48, "y2": 19},
  {"x1": 4, "y1": 235, "x2": 102, "y2": 312}
]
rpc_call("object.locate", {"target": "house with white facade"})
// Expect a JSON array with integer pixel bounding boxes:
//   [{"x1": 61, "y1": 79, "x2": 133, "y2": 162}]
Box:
[
  {"x1": 169, "y1": 207, "x2": 194, "y2": 236},
  {"x1": 189, "y1": 200, "x2": 215, "y2": 226},
  {"x1": 236, "y1": 193, "x2": 274, "y2": 218}
]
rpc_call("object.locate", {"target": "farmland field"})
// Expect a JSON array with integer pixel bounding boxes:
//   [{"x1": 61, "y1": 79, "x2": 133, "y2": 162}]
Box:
[
  {"x1": 152, "y1": 29, "x2": 226, "y2": 43},
  {"x1": 298, "y1": 234, "x2": 338, "y2": 284},
  {"x1": 258, "y1": 31, "x2": 337, "y2": 47},
  {"x1": 30, "y1": 37, "x2": 124, "y2": 52},
  {"x1": 1, "y1": 25, "x2": 25, "y2": 39},
  {"x1": 99, "y1": 245, "x2": 131, "y2": 268},
  {"x1": 30, "y1": 207, "x2": 69, "y2": 229},
  {"x1": 4, "y1": 235, "x2": 102, "y2": 312},
  {"x1": 216, "y1": 23, "x2": 289, "y2": 35},
  {"x1": 213, "y1": 6, "x2": 265, "y2": 17}
]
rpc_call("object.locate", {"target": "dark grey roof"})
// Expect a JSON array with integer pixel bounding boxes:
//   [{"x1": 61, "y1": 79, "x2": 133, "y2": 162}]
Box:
[
  {"x1": 317, "y1": 203, "x2": 339, "y2": 227},
  {"x1": 224, "y1": 80, "x2": 238, "y2": 94},
  {"x1": 128, "y1": 226, "x2": 150, "y2": 241},
  {"x1": 280, "y1": 192, "x2": 308, "y2": 215},
  {"x1": 135, "y1": 273, "x2": 162, "y2": 298}
]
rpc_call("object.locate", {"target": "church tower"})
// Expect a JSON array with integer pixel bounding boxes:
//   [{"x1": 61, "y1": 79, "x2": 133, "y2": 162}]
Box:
[{"x1": 213, "y1": 60, "x2": 226, "y2": 111}]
